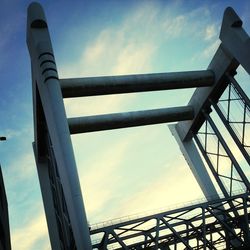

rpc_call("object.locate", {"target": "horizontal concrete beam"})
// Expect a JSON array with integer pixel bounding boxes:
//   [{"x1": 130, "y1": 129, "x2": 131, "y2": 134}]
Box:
[
  {"x1": 68, "y1": 106, "x2": 194, "y2": 134},
  {"x1": 60, "y1": 70, "x2": 214, "y2": 98}
]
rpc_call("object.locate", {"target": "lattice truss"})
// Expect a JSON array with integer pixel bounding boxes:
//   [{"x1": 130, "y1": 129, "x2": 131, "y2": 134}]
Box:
[
  {"x1": 216, "y1": 74, "x2": 250, "y2": 161},
  {"x1": 90, "y1": 193, "x2": 250, "y2": 249},
  {"x1": 27, "y1": 2, "x2": 250, "y2": 249},
  {"x1": 46, "y1": 132, "x2": 76, "y2": 249},
  {"x1": 89, "y1": 70, "x2": 250, "y2": 249},
  {"x1": 194, "y1": 73, "x2": 250, "y2": 198}
]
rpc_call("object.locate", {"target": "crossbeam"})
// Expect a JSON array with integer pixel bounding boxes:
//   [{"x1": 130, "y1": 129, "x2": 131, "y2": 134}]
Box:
[
  {"x1": 90, "y1": 193, "x2": 249, "y2": 249},
  {"x1": 68, "y1": 106, "x2": 194, "y2": 134},
  {"x1": 60, "y1": 70, "x2": 214, "y2": 98}
]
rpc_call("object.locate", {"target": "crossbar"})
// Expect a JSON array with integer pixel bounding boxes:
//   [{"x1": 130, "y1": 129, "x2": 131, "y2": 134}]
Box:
[
  {"x1": 68, "y1": 106, "x2": 194, "y2": 134},
  {"x1": 60, "y1": 70, "x2": 214, "y2": 98}
]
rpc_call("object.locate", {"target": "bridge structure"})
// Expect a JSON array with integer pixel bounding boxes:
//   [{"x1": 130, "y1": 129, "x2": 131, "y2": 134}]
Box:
[
  {"x1": 0, "y1": 166, "x2": 11, "y2": 250},
  {"x1": 27, "y1": 2, "x2": 250, "y2": 250}
]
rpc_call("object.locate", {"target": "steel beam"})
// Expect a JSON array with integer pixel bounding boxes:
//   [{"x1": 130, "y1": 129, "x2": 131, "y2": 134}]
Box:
[
  {"x1": 174, "y1": 4, "x2": 250, "y2": 141},
  {"x1": 90, "y1": 193, "x2": 249, "y2": 249},
  {"x1": 176, "y1": 45, "x2": 238, "y2": 141},
  {"x1": 27, "y1": 3, "x2": 92, "y2": 249},
  {"x1": 33, "y1": 145, "x2": 62, "y2": 250},
  {"x1": 220, "y1": 7, "x2": 250, "y2": 75},
  {"x1": 211, "y1": 99, "x2": 250, "y2": 166},
  {"x1": 0, "y1": 166, "x2": 11, "y2": 250},
  {"x1": 60, "y1": 70, "x2": 214, "y2": 98},
  {"x1": 205, "y1": 113, "x2": 250, "y2": 191},
  {"x1": 68, "y1": 106, "x2": 194, "y2": 134},
  {"x1": 169, "y1": 124, "x2": 219, "y2": 200}
]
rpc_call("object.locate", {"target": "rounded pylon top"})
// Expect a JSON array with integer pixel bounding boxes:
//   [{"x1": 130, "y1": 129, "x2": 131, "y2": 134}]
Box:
[
  {"x1": 27, "y1": 2, "x2": 47, "y2": 29},
  {"x1": 223, "y1": 7, "x2": 242, "y2": 28}
]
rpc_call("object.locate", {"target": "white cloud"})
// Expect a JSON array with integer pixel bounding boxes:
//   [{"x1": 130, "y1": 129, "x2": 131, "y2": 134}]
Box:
[
  {"x1": 93, "y1": 158, "x2": 204, "y2": 225},
  {"x1": 59, "y1": 3, "x2": 159, "y2": 78},
  {"x1": 78, "y1": 139, "x2": 130, "y2": 218},
  {"x1": 204, "y1": 24, "x2": 217, "y2": 41},
  {"x1": 58, "y1": 1, "x2": 230, "y2": 227},
  {"x1": 11, "y1": 210, "x2": 49, "y2": 250},
  {"x1": 5, "y1": 152, "x2": 36, "y2": 184},
  {"x1": 163, "y1": 15, "x2": 186, "y2": 38},
  {"x1": 112, "y1": 42, "x2": 156, "y2": 75},
  {"x1": 192, "y1": 39, "x2": 220, "y2": 63},
  {"x1": 64, "y1": 94, "x2": 136, "y2": 118}
]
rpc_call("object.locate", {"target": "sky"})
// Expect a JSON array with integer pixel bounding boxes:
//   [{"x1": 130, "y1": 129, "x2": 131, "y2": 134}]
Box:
[{"x1": 1, "y1": 0, "x2": 250, "y2": 249}]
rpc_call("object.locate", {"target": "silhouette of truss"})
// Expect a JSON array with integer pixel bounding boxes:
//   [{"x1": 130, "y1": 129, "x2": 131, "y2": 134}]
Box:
[
  {"x1": 90, "y1": 193, "x2": 250, "y2": 249},
  {"x1": 27, "y1": 3, "x2": 250, "y2": 249}
]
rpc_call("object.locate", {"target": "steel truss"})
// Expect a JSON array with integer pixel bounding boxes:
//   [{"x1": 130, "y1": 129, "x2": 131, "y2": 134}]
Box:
[
  {"x1": 45, "y1": 131, "x2": 76, "y2": 249},
  {"x1": 27, "y1": 3, "x2": 250, "y2": 250},
  {"x1": 194, "y1": 73, "x2": 250, "y2": 198},
  {"x1": 90, "y1": 193, "x2": 250, "y2": 249},
  {"x1": 212, "y1": 74, "x2": 250, "y2": 166}
]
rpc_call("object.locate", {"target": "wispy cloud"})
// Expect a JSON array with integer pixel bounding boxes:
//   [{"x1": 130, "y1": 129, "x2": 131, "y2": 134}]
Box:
[
  {"x1": 112, "y1": 43, "x2": 156, "y2": 75},
  {"x1": 78, "y1": 138, "x2": 130, "y2": 220},
  {"x1": 103, "y1": 158, "x2": 203, "y2": 219},
  {"x1": 59, "y1": 1, "x2": 225, "y2": 225},
  {"x1": 64, "y1": 94, "x2": 136, "y2": 117},
  {"x1": 204, "y1": 24, "x2": 217, "y2": 41},
  {"x1": 11, "y1": 210, "x2": 49, "y2": 250},
  {"x1": 163, "y1": 15, "x2": 186, "y2": 38}
]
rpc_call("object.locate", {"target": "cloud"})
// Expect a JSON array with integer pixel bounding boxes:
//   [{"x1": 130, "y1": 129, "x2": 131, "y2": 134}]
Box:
[
  {"x1": 112, "y1": 42, "x2": 156, "y2": 75},
  {"x1": 11, "y1": 210, "x2": 49, "y2": 250},
  {"x1": 57, "y1": 1, "x2": 229, "y2": 227},
  {"x1": 73, "y1": 123, "x2": 206, "y2": 225},
  {"x1": 91, "y1": 157, "x2": 204, "y2": 226},
  {"x1": 163, "y1": 15, "x2": 186, "y2": 38},
  {"x1": 75, "y1": 125, "x2": 166, "y2": 222},
  {"x1": 204, "y1": 24, "x2": 217, "y2": 41},
  {"x1": 5, "y1": 152, "x2": 36, "y2": 184},
  {"x1": 64, "y1": 93, "x2": 136, "y2": 118},
  {"x1": 191, "y1": 38, "x2": 220, "y2": 65},
  {"x1": 78, "y1": 138, "x2": 130, "y2": 219},
  {"x1": 60, "y1": 23, "x2": 157, "y2": 78},
  {"x1": 203, "y1": 39, "x2": 220, "y2": 59}
]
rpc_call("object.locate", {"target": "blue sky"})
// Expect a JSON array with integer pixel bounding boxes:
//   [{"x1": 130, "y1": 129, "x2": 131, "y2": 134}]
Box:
[{"x1": 1, "y1": 0, "x2": 250, "y2": 249}]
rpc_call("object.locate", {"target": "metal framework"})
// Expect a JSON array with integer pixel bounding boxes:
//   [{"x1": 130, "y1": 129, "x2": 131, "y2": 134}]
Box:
[
  {"x1": 27, "y1": 3, "x2": 250, "y2": 250},
  {"x1": 0, "y1": 166, "x2": 11, "y2": 250},
  {"x1": 90, "y1": 193, "x2": 250, "y2": 249}
]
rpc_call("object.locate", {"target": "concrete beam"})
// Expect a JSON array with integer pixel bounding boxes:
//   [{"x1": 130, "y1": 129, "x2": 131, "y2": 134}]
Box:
[
  {"x1": 68, "y1": 106, "x2": 194, "y2": 134},
  {"x1": 60, "y1": 70, "x2": 214, "y2": 98}
]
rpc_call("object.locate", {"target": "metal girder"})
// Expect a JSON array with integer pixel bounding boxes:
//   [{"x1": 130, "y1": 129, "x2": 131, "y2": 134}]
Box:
[
  {"x1": 194, "y1": 112, "x2": 249, "y2": 199},
  {"x1": 220, "y1": 7, "x2": 250, "y2": 75},
  {"x1": 175, "y1": 45, "x2": 238, "y2": 141},
  {"x1": 175, "y1": 5, "x2": 250, "y2": 142},
  {"x1": 212, "y1": 74, "x2": 250, "y2": 166},
  {"x1": 68, "y1": 106, "x2": 194, "y2": 134},
  {"x1": 205, "y1": 113, "x2": 250, "y2": 191},
  {"x1": 90, "y1": 193, "x2": 250, "y2": 249},
  {"x1": 27, "y1": 3, "x2": 250, "y2": 250},
  {"x1": 27, "y1": 2, "x2": 92, "y2": 249},
  {"x1": 169, "y1": 124, "x2": 219, "y2": 201},
  {"x1": 60, "y1": 70, "x2": 214, "y2": 98},
  {"x1": 0, "y1": 167, "x2": 11, "y2": 250}
]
